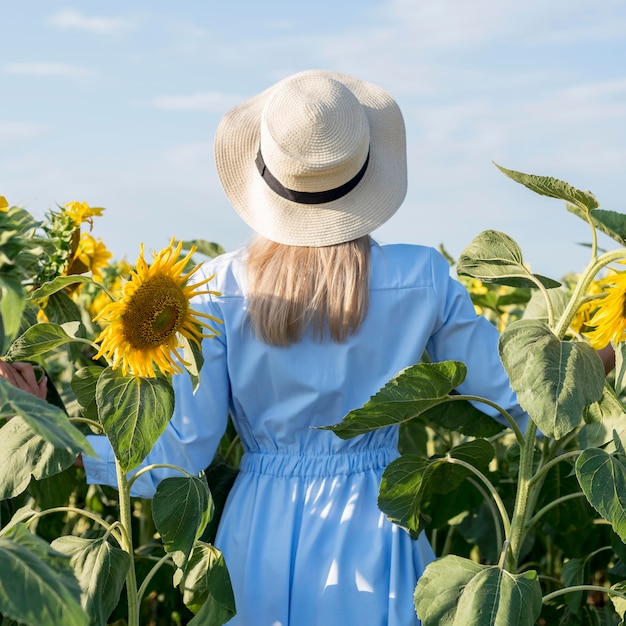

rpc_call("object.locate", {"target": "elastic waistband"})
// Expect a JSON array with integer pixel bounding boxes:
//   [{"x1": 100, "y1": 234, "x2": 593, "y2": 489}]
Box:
[{"x1": 238, "y1": 448, "x2": 398, "y2": 478}]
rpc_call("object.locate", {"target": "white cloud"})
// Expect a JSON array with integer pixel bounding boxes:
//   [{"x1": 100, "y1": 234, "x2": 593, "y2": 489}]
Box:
[
  {"x1": 48, "y1": 10, "x2": 132, "y2": 34},
  {"x1": 152, "y1": 92, "x2": 243, "y2": 112},
  {"x1": 4, "y1": 62, "x2": 90, "y2": 78}
]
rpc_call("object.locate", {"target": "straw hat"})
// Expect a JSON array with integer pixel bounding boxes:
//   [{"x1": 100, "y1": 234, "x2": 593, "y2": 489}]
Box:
[{"x1": 214, "y1": 69, "x2": 407, "y2": 247}]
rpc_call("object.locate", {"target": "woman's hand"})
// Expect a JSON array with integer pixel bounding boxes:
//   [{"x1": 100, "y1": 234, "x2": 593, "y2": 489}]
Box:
[{"x1": 0, "y1": 361, "x2": 48, "y2": 401}]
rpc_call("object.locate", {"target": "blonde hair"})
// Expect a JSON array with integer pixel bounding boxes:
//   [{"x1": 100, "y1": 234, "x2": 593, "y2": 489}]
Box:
[{"x1": 245, "y1": 235, "x2": 371, "y2": 346}]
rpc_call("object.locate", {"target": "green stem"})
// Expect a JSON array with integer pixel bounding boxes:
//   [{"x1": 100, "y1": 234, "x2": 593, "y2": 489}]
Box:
[
  {"x1": 441, "y1": 525, "x2": 456, "y2": 558},
  {"x1": 137, "y1": 552, "x2": 175, "y2": 603},
  {"x1": 525, "y1": 493, "x2": 586, "y2": 531},
  {"x1": 127, "y1": 463, "x2": 194, "y2": 492},
  {"x1": 224, "y1": 434, "x2": 241, "y2": 464},
  {"x1": 24, "y1": 506, "x2": 122, "y2": 545},
  {"x1": 584, "y1": 209, "x2": 600, "y2": 261},
  {"x1": 528, "y1": 450, "x2": 582, "y2": 488},
  {"x1": 69, "y1": 416, "x2": 104, "y2": 432},
  {"x1": 447, "y1": 395, "x2": 524, "y2": 446},
  {"x1": 467, "y1": 477, "x2": 503, "y2": 552},
  {"x1": 506, "y1": 420, "x2": 537, "y2": 571},
  {"x1": 542, "y1": 584, "x2": 626, "y2": 604},
  {"x1": 116, "y1": 459, "x2": 140, "y2": 626},
  {"x1": 528, "y1": 274, "x2": 556, "y2": 329},
  {"x1": 443, "y1": 457, "x2": 511, "y2": 539},
  {"x1": 554, "y1": 249, "x2": 626, "y2": 340}
]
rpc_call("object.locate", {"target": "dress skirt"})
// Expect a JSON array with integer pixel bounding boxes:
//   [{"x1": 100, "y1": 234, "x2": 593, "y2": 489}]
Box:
[{"x1": 215, "y1": 447, "x2": 435, "y2": 626}]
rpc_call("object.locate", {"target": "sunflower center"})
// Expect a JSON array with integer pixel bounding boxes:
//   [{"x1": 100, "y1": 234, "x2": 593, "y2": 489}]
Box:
[{"x1": 122, "y1": 275, "x2": 188, "y2": 349}]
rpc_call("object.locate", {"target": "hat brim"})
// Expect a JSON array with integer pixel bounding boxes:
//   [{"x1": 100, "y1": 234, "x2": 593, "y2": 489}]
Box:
[{"x1": 214, "y1": 69, "x2": 407, "y2": 247}]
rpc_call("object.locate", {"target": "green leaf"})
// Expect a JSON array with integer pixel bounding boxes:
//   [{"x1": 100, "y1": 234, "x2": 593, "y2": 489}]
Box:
[
  {"x1": 456, "y1": 230, "x2": 560, "y2": 289},
  {"x1": 378, "y1": 455, "x2": 434, "y2": 538},
  {"x1": 182, "y1": 239, "x2": 226, "y2": 259},
  {"x1": 153, "y1": 476, "x2": 214, "y2": 573},
  {"x1": 614, "y1": 340, "x2": 626, "y2": 397},
  {"x1": 95, "y1": 367, "x2": 175, "y2": 472},
  {"x1": 576, "y1": 448, "x2": 626, "y2": 542},
  {"x1": 499, "y1": 320, "x2": 605, "y2": 439},
  {"x1": 0, "y1": 274, "x2": 26, "y2": 354},
  {"x1": 561, "y1": 557, "x2": 587, "y2": 613},
  {"x1": 378, "y1": 441, "x2": 494, "y2": 537},
  {"x1": 610, "y1": 581, "x2": 626, "y2": 620},
  {"x1": 71, "y1": 366, "x2": 104, "y2": 422},
  {"x1": 40, "y1": 291, "x2": 83, "y2": 326},
  {"x1": 323, "y1": 361, "x2": 467, "y2": 439},
  {"x1": 50, "y1": 536, "x2": 130, "y2": 626},
  {"x1": 579, "y1": 384, "x2": 626, "y2": 450},
  {"x1": 522, "y1": 288, "x2": 568, "y2": 324},
  {"x1": 179, "y1": 332, "x2": 205, "y2": 393},
  {"x1": 29, "y1": 275, "x2": 101, "y2": 300},
  {"x1": 567, "y1": 205, "x2": 626, "y2": 247},
  {"x1": 0, "y1": 379, "x2": 95, "y2": 457},
  {"x1": 422, "y1": 399, "x2": 505, "y2": 438},
  {"x1": 4, "y1": 322, "x2": 83, "y2": 361},
  {"x1": 495, "y1": 163, "x2": 599, "y2": 214},
  {"x1": 415, "y1": 554, "x2": 542, "y2": 626},
  {"x1": 0, "y1": 416, "x2": 77, "y2": 499},
  {"x1": 0, "y1": 523, "x2": 88, "y2": 626},
  {"x1": 180, "y1": 542, "x2": 236, "y2": 625}
]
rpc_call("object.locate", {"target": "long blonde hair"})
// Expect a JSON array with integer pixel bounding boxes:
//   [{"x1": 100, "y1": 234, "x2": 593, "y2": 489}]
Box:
[{"x1": 245, "y1": 235, "x2": 371, "y2": 346}]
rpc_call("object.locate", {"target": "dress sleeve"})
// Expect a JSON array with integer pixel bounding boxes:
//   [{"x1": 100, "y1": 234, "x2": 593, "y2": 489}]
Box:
[
  {"x1": 425, "y1": 249, "x2": 529, "y2": 430},
  {"x1": 83, "y1": 300, "x2": 231, "y2": 499}
]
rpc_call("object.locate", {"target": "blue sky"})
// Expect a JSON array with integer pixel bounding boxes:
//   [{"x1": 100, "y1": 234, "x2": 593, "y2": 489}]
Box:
[{"x1": 2, "y1": 1, "x2": 626, "y2": 280}]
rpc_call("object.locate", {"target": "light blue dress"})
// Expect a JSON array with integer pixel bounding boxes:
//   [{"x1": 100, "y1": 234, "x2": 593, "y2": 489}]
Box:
[{"x1": 84, "y1": 242, "x2": 527, "y2": 626}]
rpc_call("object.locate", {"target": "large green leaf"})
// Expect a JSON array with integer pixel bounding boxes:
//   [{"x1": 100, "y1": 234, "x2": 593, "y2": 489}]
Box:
[
  {"x1": 180, "y1": 542, "x2": 236, "y2": 625},
  {"x1": 499, "y1": 320, "x2": 605, "y2": 439},
  {"x1": 153, "y1": 476, "x2": 213, "y2": 573},
  {"x1": 567, "y1": 205, "x2": 626, "y2": 247},
  {"x1": 50, "y1": 536, "x2": 130, "y2": 626},
  {"x1": 0, "y1": 274, "x2": 26, "y2": 354},
  {"x1": 29, "y1": 275, "x2": 101, "y2": 300},
  {"x1": 576, "y1": 448, "x2": 626, "y2": 542},
  {"x1": 4, "y1": 322, "x2": 82, "y2": 361},
  {"x1": 495, "y1": 163, "x2": 599, "y2": 214},
  {"x1": 579, "y1": 384, "x2": 626, "y2": 450},
  {"x1": 421, "y1": 398, "x2": 505, "y2": 438},
  {"x1": 71, "y1": 365, "x2": 104, "y2": 422},
  {"x1": 0, "y1": 416, "x2": 76, "y2": 499},
  {"x1": 522, "y1": 288, "x2": 568, "y2": 324},
  {"x1": 378, "y1": 441, "x2": 495, "y2": 537},
  {"x1": 40, "y1": 291, "x2": 83, "y2": 326},
  {"x1": 377, "y1": 455, "x2": 432, "y2": 538},
  {"x1": 0, "y1": 523, "x2": 88, "y2": 626},
  {"x1": 95, "y1": 367, "x2": 175, "y2": 472},
  {"x1": 324, "y1": 361, "x2": 467, "y2": 439},
  {"x1": 0, "y1": 379, "x2": 95, "y2": 456},
  {"x1": 415, "y1": 554, "x2": 542, "y2": 626},
  {"x1": 179, "y1": 331, "x2": 205, "y2": 393},
  {"x1": 456, "y1": 230, "x2": 560, "y2": 289},
  {"x1": 560, "y1": 557, "x2": 587, "y2": 613}
]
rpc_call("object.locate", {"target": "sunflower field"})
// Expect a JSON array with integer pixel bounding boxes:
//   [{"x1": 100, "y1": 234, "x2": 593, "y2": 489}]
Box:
[{"x1": 3, "y1": 164, "x2": 626, "y2": 625}]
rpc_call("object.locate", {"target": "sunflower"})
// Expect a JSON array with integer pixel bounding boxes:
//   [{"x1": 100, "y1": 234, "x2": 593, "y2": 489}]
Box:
[
  {"x1": 66, "y1": 233, "x2": 113, "y2": 281},
  {"x1": 63, "y1": 201, "x2": 105, "y2": 229},
  {"x1": 583, "y1": 268, "x2": 626, "y2": 349},
  {"x1": 93, "y1": 238, "x2": 222, "y2": 377},
  {"x1": 0, "y1": 196, "x2": 8, "y2": 212},
  {"x1": 569, "y1": 278, "x2": 603, "y2": 336}
]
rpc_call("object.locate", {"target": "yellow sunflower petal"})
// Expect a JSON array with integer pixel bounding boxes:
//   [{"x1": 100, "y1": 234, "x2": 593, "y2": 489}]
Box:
[{"x1": 92, "y1": 238, "x2": 222, "y2": 378}]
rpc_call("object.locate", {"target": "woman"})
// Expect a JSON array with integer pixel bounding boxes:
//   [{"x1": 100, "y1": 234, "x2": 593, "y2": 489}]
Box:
[{"x1": 2, "y1": 70, "x2": 527, "y2": 625}]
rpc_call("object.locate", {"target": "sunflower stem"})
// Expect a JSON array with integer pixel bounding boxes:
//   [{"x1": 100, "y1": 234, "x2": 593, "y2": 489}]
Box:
[
  {"x1": 554, "y1": 249, "x2": 626, "y2": 340},
  {"x1": 115, "y1": 458, "x2": 140, "y2": 626}
]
